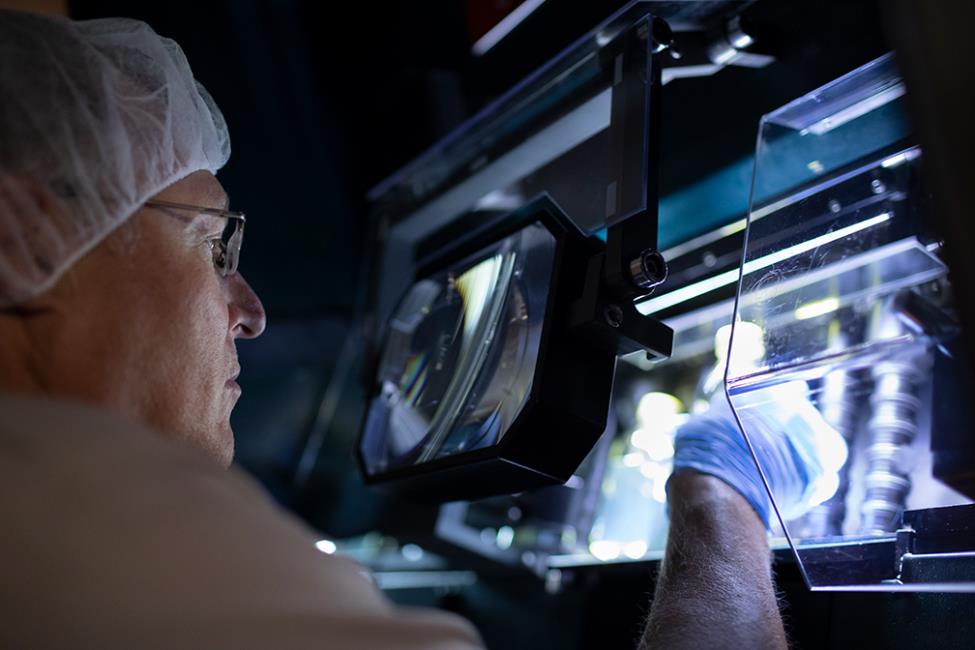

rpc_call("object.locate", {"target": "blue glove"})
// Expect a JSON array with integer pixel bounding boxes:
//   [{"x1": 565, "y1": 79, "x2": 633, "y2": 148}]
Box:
[{"x1": 671, "y1": 381, "x2": 848, "y2": 529}]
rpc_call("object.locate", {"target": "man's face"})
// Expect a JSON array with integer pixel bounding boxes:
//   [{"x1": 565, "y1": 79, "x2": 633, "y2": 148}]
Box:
[{"x1": 28, "y1": 171, "x2": 265, "y2": 466}]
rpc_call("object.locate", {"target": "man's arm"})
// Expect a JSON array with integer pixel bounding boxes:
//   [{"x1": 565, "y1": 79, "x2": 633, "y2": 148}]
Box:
[{"x1": 639, "y1": 470, "x2": 787, "y2": 650}]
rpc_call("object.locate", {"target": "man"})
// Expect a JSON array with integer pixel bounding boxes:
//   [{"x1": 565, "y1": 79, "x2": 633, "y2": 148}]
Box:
[
  {"x1": 0, "y1": 10, "x2": 483, "y2": 648},
  {"x1": 0, "y1": 9, "x2": 818, "y2": 649}
]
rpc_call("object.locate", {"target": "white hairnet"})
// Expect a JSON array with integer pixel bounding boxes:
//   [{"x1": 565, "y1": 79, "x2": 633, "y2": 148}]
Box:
[{"x1": 0, "y1": 10, "x2": 230, "y2": 307}]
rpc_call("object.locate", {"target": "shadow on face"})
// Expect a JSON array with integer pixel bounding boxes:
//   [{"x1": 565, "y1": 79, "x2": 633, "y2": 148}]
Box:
[{"x1": 0, "y1": 171, "x2": 266, "y2": 467}]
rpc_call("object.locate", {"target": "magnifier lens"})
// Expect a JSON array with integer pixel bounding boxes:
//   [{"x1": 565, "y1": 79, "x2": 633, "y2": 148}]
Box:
[{"x1": 361, "y1": 222, "x2": 556, "y2": 475}]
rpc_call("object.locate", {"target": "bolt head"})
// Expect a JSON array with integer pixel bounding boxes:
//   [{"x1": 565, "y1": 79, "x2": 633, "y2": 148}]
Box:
[
  {"x1": 629, "y1": 249, "x2": 668, "y2": 291},
  {"x1": 604, "y1": 304, "x2": 623, "y2": 328}
]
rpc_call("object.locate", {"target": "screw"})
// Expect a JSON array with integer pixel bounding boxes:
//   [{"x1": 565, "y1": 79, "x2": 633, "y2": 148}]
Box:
[
  {"x1": 604, "y1": 304, "x2": 623, "y2": 328},
  {"x1": 828, "y1": 199, "x2": 842, "y2": 214},
  {"x1": 871, "y1": 178, "x2": 886, "y2": 194}
]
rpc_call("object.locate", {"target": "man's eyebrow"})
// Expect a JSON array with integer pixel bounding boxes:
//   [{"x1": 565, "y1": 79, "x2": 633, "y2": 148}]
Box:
[
  {"x1": 186, "y1": 213, "x2": 223, "y2": 235},
  {"x1": 189, "y1": 192, "x2": 230, "y2": 225},
  {"x1": 187, "y1": 200, "x2": 229, "y2": 230}
]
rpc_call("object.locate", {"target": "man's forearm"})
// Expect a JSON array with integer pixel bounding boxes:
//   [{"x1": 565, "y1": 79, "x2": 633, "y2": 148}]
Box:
[{"x1": 640, "y1": 471, "x2": 787, "y2": 650}]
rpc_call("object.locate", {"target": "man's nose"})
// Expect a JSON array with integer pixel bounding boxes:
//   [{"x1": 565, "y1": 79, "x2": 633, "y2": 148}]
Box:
[{"x1": 225, "y1": 272, "x2": 266, "y2": 339}]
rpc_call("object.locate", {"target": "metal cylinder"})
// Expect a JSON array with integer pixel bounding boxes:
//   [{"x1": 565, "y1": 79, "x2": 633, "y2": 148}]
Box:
[
  {"x1": 859, "y1": 355, "x2": 928, "y2": 534},
  {"x1": 628, "y1": 249, "x2": 667, "y2": 292},
  {"x1": 793, "y1": 356, "x2": 862, "y2": 539},
  {"x1": 808, "y1": 368, "x2": 861, "y2": 537}
]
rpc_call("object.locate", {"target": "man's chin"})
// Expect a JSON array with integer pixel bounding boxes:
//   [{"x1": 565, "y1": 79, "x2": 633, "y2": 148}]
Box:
[
  {"x1": 134, "y1": 402, "x2": 235, "y2": 467},
  {"x1": 213, "y1": 422, "x2": 235, "y2": 468},
  {"x1": 177, "y1": 421, "x2": 235, "y2": 468}
]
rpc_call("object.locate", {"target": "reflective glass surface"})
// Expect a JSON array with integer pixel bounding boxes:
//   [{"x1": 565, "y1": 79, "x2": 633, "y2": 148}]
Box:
[
  {"x1": 361, "y1": 222, "x2": 556, "y2": 475},
  {"x1": 728, "y1": 54, "x2": 973, "y2": 591}
]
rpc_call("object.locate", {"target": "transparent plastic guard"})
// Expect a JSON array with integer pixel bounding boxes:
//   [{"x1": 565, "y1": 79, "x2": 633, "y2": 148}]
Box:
[{"x1": 727, "y1": 54, "x2": 974, "y2": 591}]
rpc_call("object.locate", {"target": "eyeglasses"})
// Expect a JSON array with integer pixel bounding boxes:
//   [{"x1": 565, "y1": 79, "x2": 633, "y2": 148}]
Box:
[{"x1": 145, "y1": 200, "x2": 246, "y2": 277}]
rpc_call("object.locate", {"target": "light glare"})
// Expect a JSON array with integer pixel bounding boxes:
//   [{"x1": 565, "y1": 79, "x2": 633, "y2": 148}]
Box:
[{"x1": 315, "y1": 539, "x2": 337, "y2": 554}]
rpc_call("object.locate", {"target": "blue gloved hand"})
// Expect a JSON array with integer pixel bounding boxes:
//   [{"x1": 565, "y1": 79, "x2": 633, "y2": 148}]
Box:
[{"x1": 671, "y1": 381, "x2": 848, "y2": 529}]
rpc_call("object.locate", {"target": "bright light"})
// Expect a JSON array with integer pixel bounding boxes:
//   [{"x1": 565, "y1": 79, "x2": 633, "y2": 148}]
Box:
[
  {"x1": 638, "y1": 462, "x2": 671, "y2": 499},
  {"x1": 795, "y1": 296, "x2": 840, "y2": 320},
  {"x1": 622, "y1": 451, "x2": 645, "y2": 467},
  {"x1": 623, "y1": 541, "x2": 648, "y2": 560},
  {"x1": 639, "y1": 461, "x2": 668, "y2": 481},
  {"x1": 630, "y1": 427, "x2": 651, "y2": 450},
  {"x1": 496, "y1": 526, "x2": 515, "y2": 550},
  {"x1": 881, "y1": 148, "x2": 920, "y2": 168},
  {"x1": 640, "y1": 481, "x2": 654, "y2": 499},
  {"x1": 455, "y1": 253, "x2": 506, "y2": 339},
  {"x1": 401, "y1": 543, "x2": 424, "y2": 562},
  {"x1": 630, "y1": 429, "x2": 674, "y2": 460},
  {"x1": 637, "y1": 212, "x2": 892, "y2": 315},
  {"x1": 644, "y1": 435, "x2": 674, "y2": 462},
  {"x1": 589, "y1": 540, "x2": 621, "y2": 562},
  {"x1": 637, "y1": 392, "x2": 682, "y2": 423},
  {"x1": 809, "y1": 471, "x2": 841, "y2": 507},
  {"x1": 637, "y1": 267, "x2": 739, "y2": 315},
  {"x1": 631, "y1": 392, "x2": 683, "y2": 460},
  {"x1": 315, "y1": 539, "x2": 337, "y2": 554},
  {"x1": 716, "y1": 321, "x2": 765, "y2": 369},
  {"x1": 652, "y1": 478, "x2": 668, "y2": 504}
]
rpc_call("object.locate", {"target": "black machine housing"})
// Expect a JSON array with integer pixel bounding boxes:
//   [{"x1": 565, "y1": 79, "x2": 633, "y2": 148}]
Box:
[{"x1": 356, "y1": 196, "x2": 673, "y2": 502}]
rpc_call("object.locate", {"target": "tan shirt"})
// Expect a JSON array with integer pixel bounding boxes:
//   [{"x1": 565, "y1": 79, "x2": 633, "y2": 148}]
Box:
[{"x1": 0, "y1": 394, "x2": 484, "y2": 649}]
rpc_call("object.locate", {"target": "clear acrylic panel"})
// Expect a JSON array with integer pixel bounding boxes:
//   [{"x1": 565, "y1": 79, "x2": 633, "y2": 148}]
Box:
[{"x1": 727, "y1": 54, "x2": 975, "y2": 591}]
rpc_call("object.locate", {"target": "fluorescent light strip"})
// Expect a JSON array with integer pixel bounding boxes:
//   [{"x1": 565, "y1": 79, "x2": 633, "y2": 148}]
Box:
[
  {"x1": 637, "y1": 212, "x2": 892, "y2": 315},
  {"x1": 661, "y1": 217, "x2": 747, "y2": 260},
  {"x1": 881, "y1": 147, "x2": 921, "y2": 168},
  {"x1": 661, "y1": 147, "x2": 914, "y2": 264},
  {"x1": 472, "y1": 0, "x2": 547, "y2": 56}
]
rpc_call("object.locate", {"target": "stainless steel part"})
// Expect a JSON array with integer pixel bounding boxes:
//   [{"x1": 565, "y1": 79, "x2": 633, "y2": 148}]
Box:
[
  {"x1": 801, "y1": 349, "x2": 862, "y2": 537},
  {"x1": 860, "y1": 301, "x2": 931, "y2": 533},
  {"x1": 628, "y1": 249, "x2": 668, "y2": 292}
]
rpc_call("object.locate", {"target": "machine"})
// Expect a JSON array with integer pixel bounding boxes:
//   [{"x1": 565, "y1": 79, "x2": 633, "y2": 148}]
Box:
[{"x1": 334, "y1": 0, "x2": 975, "y2": 646}]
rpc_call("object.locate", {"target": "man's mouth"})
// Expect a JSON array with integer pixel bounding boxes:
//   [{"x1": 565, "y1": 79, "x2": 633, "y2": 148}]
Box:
[{"x1": 227, "y1": 365, "x2": 241, "y2": 392}]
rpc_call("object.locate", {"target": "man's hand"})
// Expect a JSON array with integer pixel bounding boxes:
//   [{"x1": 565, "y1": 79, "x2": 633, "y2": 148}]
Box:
[
  {"x1": 672, "y1": 382, "x2": 848, "y2": 528},
  {"x1": 640, "y1": 381, "x2": 846, "y2": 649}
]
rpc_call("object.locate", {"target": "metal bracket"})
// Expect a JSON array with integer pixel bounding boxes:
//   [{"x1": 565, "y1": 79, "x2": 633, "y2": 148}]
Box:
[
  {"x1": 566, "y1": 251, "x2": 674, "y2": 360},
  {"x1": 566, "y1": 15, "x2": 674, "y2": 361},
  {"x1": 660, "y1": 15, "x2": 775, "y2": 85}
]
